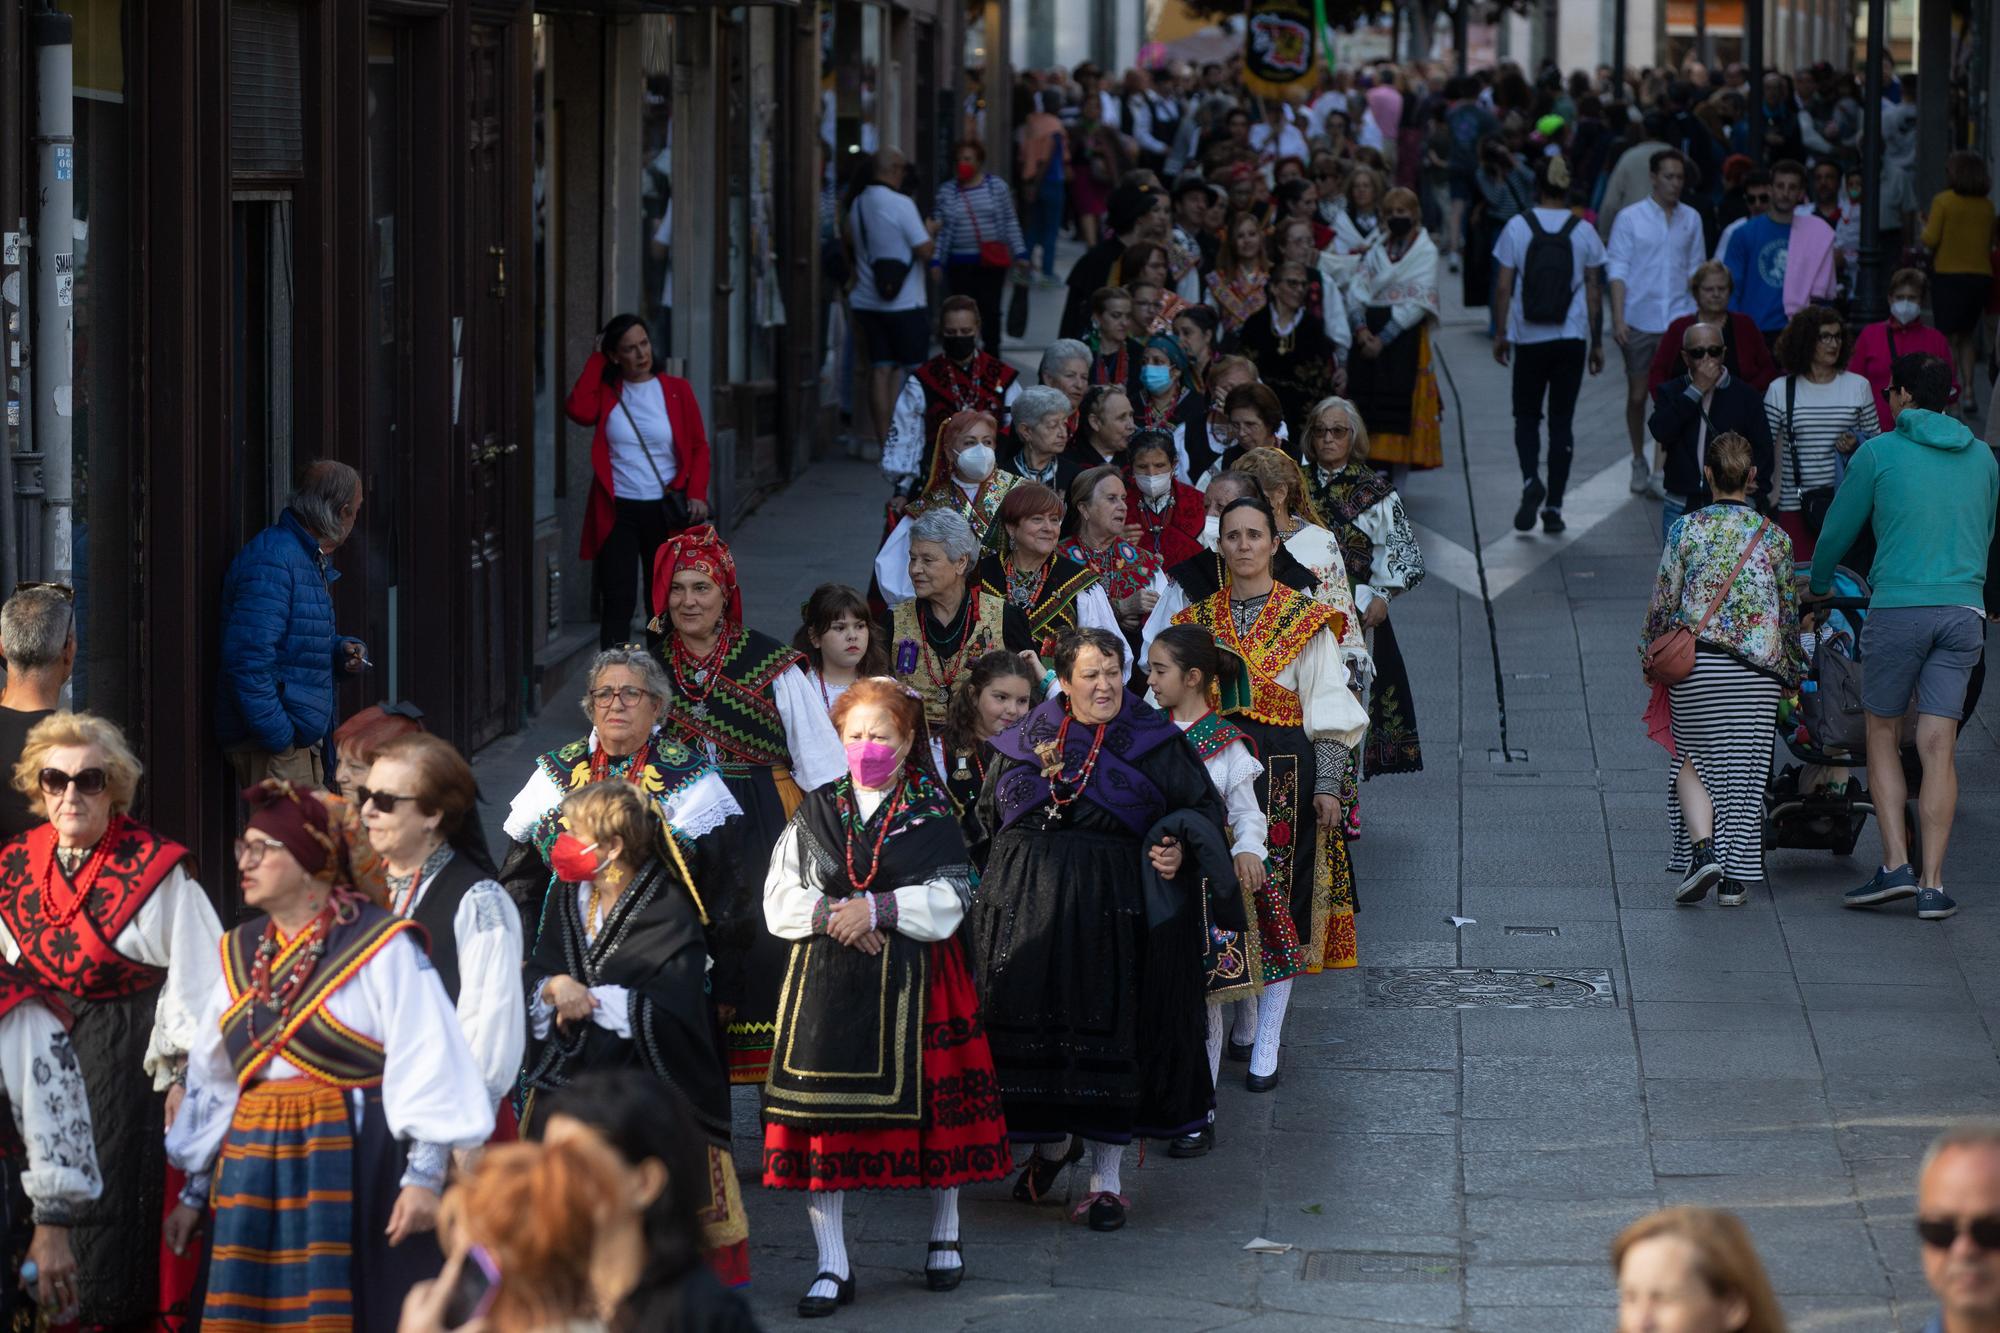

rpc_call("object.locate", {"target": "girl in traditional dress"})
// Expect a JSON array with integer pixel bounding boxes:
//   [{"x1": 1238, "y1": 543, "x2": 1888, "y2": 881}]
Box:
[
  {"x1": 1303, "y1": 396, "x2": 1426, "y2": 787},
  {"x1": 1062, "y1": 467, "x2": 1165, "y2": 655},
  {"x1": 967, "y1": 628, "x2": 1226, "y2": 1233},
  {"x1": 792, "y1": 583, "x2": 890, "y2": 716},
  {"x1": 937, "y1": 650, "x2": 1038, "y2": 840},
  {"x1": 876, "y1": 412, "x2": 1023, "y2": 604},
  {"x1": 648, "y1": 526, "x2": 847, "y2": 1084},
  {"x1": 976, "y1": 482, "x2": 1120, "y2": 659},
  {"x1": 0, "y1": 712, "x2": 223, "y2": 1328},
  {"x1": 1345, "y1": 186, "x2": 1444, "y2": 481},
  {"x1": 165, "y1": 781, "x2": 493, "y2": 1332},
  {"x1": 1205, "y1": 212, "x2": 1270, "y2": 335},
  {"x1": 762, "y1": 678, "x2": 1011, "y2": 1316},
  {"x1": 519, "y1": 781, "x2": 751, "y2": 1288},
  {"x1": 889, "y1": 508, "x2": 1036, "y2": 729},
  {"x1": 1160, "y1": 499, "x2": 1369, "y2": 1082}
]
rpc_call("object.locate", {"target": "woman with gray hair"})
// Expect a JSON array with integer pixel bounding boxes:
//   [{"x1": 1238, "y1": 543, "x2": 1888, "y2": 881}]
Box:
[
  {"x1": 889, "y1": 508, "x2": 1034, "y2": 726},
  {"x1": 1038, "y1": 338, "x2": 1093, "y2": 422},
  {"x1": 1003, "y1": 384, "x2": 1083, "y2": 495}
]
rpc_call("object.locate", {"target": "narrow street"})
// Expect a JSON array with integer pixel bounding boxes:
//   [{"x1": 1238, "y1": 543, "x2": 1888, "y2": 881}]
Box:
[{"x1": 474, "y1": 268, "x2": 1996, "y2": 1333}]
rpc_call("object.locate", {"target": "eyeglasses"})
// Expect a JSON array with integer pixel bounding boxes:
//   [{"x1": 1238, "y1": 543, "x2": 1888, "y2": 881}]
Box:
[
  {"x1": 1311, "y1": 423, "x2": 1354, "y2": 438},
  {"x1": 1684, "y1": 345, "x2": 1726, "y2": 360},
  {"x1": 234, "y1": 836, "x2": 287, "y2": 869},
  {"x1": 13, "y1": 581, "x2": 73, "y2": 600},
  {"x1": 356, "y1": 787, "x2": 421, "y2": 814},
  {"x1": 589, "y1": 686, "x2": 651, "y2": 708},
  {"x1": 39, "y1": 767, "x2": 107, "y2": 797},
  {"x1": 1816, "y1": 329, "x2": 1844, "y2": 343},
  {"x1": 1916, "y1": 1216, "x2": 2000, "y2": 1251}
]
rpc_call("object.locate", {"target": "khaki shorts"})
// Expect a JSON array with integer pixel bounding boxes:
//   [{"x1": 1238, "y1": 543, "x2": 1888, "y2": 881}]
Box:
[
  {"x1": 228, "y1": 743, "x2": 325, "y2": 791},
  {"x1": 1620, "y1": 329, "x2": 1662, "y2": 377}
]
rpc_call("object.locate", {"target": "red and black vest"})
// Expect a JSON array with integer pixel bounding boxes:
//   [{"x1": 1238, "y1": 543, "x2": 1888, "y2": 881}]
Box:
[
  {"x1": 0, "y1": 818, "x2": 190, "y2": 999},
  {"x1": 912, "y1": 353, "x2": 1017, "y2": 485}
]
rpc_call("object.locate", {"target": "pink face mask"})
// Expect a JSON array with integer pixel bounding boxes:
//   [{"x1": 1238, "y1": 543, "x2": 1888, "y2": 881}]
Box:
[{"x1": 844, "y1": 740, "x2": 903, "y2": 789}]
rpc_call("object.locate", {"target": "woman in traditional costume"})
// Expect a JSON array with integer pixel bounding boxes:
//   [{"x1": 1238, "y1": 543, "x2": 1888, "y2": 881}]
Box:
[
  {"x1": 1124, "y1": 431, "x2": 1208, "y2": 568},
  {"x1": 1061, "y1": 466, "x2": 1165, "y2": 654},
  {"x1": 762, "y1": 678, "x2": 1010, "y2": 1316},
  {"x1": 889, "y1": 508, "x2": 1034, "y2": 729},
  {"x1": 976, "y1": 482, "x2": 1119, "y2": 658},
  {"x1": 1303, "y1": 396, "x2": 1426, "y2": 784},
  {"x1": 966, "y1": 628, "x2": 1226, "y2": 1233},
  {"x1": 519, "y1": 780, "x2": 750, "y2": 1289},
  {"x1": 1236, "y1": 260, "x2": 1345, "y2": 437},
  {"x1": 0, "y1": 712, "x2": 223, "y2": 1328},
  {"x1": 1131, "y1": 334, "x2": 1207, "y2": 481},
  {"x1": 1205, "y1": 212, "x2": 1270, "y2": 336},
  {"x1": 875, "y1": 411, "x2": 1022, "y2": 605},
  {"x1": 361, "y1": 733, "x2": 525, "y2": 1128},
  {"x1": 648, "y1": 526, "x2": 847, "y2": 1085},
  {"x1": 1344, "y1": 186, "x2": 1444, "y2": 481},
  {"x1": 164, "y1": 781, "x2": 493, "y2": 1332},
  {"x1": 1324, "y1": 165, "x2": 1385, "y2": 285},
  {"x1": 1156, "y1": 497, "x2": 1370, "y2": 1071},
  {"x1": 936, "y1": 651, "x2": 1038, "y2": 842}
]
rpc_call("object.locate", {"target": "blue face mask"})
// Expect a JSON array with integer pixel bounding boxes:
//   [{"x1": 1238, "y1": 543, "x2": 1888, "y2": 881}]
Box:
[{"x1": 1140, "y1": 364, "x2": 1175, "y2": 395}]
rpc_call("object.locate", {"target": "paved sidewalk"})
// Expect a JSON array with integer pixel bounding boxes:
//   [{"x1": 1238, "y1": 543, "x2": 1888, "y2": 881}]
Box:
[{"x1": 479, "y1": 266, "x2": 1999, "y2": 1332}]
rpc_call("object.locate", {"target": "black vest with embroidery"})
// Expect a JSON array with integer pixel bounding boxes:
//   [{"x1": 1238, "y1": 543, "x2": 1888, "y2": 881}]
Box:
[
  {"x1": 657, "y1": 628, "x2": 802, "y2": 772},
  {"x1": 220, "y1": 904, "x2": 419, "y2": 1089},
  {"x1": 407, "y1": 855, "x2": 488, "y2": 1004}
]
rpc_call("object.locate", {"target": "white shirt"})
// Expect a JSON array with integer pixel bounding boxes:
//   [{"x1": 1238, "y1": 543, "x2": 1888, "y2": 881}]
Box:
[
  {"x1": 503, "y1": 731, "x2": 743, "y2": 847},
  {"x1": 395, "y1": 858, "x2": 526, "y2": 1109},
  {"x1": 1249, "y1": 121, "x2": 1309, "y2": 164},
  {"x1": 1173, "y1": 717, "x2": 1267, "y2": 860},
  {"x1": 605, "y1": 378, "x2": 677, "y2": 500},
  {"x1": 850, "y1": 184, "x2": 930, "y2": 312},
  {"x1": 0, "y1": 1000, "x2": 101, "y2": 1217},
  {"x1": 1605, "y1": 197, "x2": 1706, "y2": 334},
  {"x1": 1493, "y1": 207, "x2": 1608, "y2": 344}
]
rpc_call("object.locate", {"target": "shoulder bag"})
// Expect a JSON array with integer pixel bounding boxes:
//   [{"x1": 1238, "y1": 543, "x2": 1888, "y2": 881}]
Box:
[
  {"x1": 615, "y1": 390, "x2": 692, "y2": 532},
  {"x1": 1642, "y1": 517, "x2": 1769, "y2": 686},
  {"x1": 856, "y1": 190, "x2": 913, "y2": 298},
  {"x1": 960, "y1": 181, "x2": 1014, "y2": 269},
  {"x1": 1784, "y1": 375, "x2": 1837, "y2": 536}
]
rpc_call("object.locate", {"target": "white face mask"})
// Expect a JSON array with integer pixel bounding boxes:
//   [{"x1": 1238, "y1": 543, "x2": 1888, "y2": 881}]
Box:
[
  {"x1": 1199, "y1": 513, "x2": 1221, "y2": 549},
  {"x1": 1135, "y1": 472, "x2": 1172, "y2": 500},
  {"x1": 954, "y1": 444, "x2": 996, "y2": 482},
  {"x1": 1889, "y1": 299, "x2": 1921, "y2": 325}
]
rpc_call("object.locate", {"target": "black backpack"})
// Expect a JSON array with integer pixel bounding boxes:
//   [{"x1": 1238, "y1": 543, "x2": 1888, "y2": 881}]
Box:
[{"x1": 1519, "y1": 209, "x2": 1581, "y2": 325}]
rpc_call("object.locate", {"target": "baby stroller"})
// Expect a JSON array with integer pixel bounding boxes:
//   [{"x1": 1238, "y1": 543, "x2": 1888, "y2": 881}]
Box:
[{"x1": 1763, "y1": 567, "x2": 1874, "y2": 856}]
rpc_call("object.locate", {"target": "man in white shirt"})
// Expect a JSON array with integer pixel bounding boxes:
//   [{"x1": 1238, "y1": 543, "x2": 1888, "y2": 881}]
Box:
[
  {"x1": 1492, "y1": 155, "x2": 1607, "y2": 536},
  {"x1": 1248, "y1": 97, "x2": 1308, "y2": 166},
  {"x1": 849, "y1": 147, "x2": 937, "y2": 463},
  {"x1": 1606, "y1": 148, "x2": 1705, "y2": 498}
]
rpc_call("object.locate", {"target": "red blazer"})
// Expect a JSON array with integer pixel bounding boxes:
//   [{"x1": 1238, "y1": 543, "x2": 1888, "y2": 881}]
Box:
[
  {"x1": 567, "y1": 351, "x2": 713, "y2": 561},
  {"x1": 1126, "y1": 479, "x2": 1207, "y2": 568},
  {"x1": 1646, "y1": 311, "x2": 1777, "y2": 397}
]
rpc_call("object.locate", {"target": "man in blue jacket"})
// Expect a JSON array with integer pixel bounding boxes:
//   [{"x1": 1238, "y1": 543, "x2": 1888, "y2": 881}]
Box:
[{"x1": 217, "y1": 460, "x2": 369, "y2": 788}]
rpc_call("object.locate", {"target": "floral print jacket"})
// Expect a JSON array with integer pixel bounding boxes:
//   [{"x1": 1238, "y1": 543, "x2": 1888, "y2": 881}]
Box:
[{"x1": 1641, "y1": 501, "x2": 1807, "y2": 685}]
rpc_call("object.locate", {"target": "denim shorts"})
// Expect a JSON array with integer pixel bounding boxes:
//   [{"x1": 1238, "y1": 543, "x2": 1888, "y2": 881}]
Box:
[{"x1": 1859, "y1": 605, "x2": 1986, "y2": 719}]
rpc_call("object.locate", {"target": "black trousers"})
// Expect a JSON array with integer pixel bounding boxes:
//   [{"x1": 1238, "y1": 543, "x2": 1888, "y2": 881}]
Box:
[
  {"x1": 596, "y1": 496, "x2": 674, "y2": 649},
  {"x1": 1511, "y1": 337, "x2": 1587, "y2": 508},
  {"x1": 947, "y1": 264, "x2": 1009, "y2": 355}
]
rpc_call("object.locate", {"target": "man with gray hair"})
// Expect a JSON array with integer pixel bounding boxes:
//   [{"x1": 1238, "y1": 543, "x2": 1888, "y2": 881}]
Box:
[
  {"x1": 0, "y1": 583, "x2": 75, "y2": 839},
  {"x1": 1002, "y1": 384, "x2": 1082, "y2": 494},
  {"x1": 216, "y1": 459, "x2": 369, "y2": 788},
  {"x1": 1915, "y1": 1123, "x2": 2000, "y2": 1333}
]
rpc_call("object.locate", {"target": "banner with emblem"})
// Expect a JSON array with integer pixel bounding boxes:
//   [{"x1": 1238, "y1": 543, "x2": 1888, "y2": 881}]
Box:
[{"x1": 1241, "y1": 0, "x2": 1323, "y2": 101}]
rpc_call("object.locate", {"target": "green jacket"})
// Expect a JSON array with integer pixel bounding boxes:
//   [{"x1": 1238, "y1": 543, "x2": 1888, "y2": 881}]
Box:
[{"x1": 1809, "y1": 408, "x2": 1998, "y2": 608}]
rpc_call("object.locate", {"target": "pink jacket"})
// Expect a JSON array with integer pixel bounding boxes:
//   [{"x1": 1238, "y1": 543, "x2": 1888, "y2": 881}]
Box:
[
  {"x1": 1781, "y1": 211, "x2": 1838, "y2": 317},
  {"x1": 1848, "y1": 318, "x2": 1960, "y2": 430}
]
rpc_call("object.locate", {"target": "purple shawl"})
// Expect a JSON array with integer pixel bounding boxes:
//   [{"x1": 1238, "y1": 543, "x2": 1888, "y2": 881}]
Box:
[{"x1": 989, "y1": 692, "x2": 1180, "y2": 837}]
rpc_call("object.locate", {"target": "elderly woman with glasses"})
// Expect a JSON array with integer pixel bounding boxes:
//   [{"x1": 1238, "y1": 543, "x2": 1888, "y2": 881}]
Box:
[
  {"x1": 0, "y1": 711, "x2": 223, "y2": 1328},
  {"x1": 1002, "y1": 384, "x2": 1083, "y2": 496},
  {"x1": 891, "y1": 508, "x2": 1035, "y2": 727}
]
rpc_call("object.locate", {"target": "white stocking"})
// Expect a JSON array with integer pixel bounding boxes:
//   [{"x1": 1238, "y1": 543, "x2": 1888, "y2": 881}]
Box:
[
  {"x1": 927, "y1": 1188, "x2": 962, "y2": 1270},
  {"x1": 1205, "y1": 1000, "x2": 1226, "y2": 1086},
  {"x1": 807, "y1": 1190, "x2": 848, "y2": 1297},
  {"x1": 1086, "y1": 1140, "x2": 1124, "y2": 1197},
  {"x1": 1230, "y1": 996, "x2": 1258, "y2": 1045},
  {"x1": 1250, "y1": 978, "x2": 1293, "y2": 1077}
]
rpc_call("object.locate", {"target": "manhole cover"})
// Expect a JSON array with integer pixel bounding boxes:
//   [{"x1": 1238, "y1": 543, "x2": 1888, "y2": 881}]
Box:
[
  {"x1": 1299, "y1": 1251, "x2": 1461, "y2": 1284},
  {"x1": 1363, "y1": 967, "x2": 1616, "y2": 1010}
]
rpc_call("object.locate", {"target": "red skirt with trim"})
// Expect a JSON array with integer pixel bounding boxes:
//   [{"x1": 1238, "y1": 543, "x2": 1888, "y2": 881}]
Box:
[{"x1": 761, "y1": 937, "x2": 1011, "y2": 1192}]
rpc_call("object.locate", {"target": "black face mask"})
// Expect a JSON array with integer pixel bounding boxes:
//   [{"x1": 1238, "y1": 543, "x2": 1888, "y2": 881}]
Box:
[
  {"x1": 941, "y1": 333, "x2": 978, "y2": 363},
  {"x1": 1386, "y1": 215, "x2": 1414, "y2": 238}
]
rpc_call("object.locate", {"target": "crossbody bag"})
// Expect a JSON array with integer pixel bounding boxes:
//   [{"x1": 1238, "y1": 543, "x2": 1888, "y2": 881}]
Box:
[
  {"x1": 958, "y1": 182, "x2": 1013, "y2": 268},
  {"x1": 856, "y1": 191, "x2": 913, "y2": 298},
  {"x1": 1784, "y1": 375, "x2": 1838, "y2": 536},
  {"x1": 1642, "y1": 517, "x2": 1769, "y2": 686},
  {"x1": 615, "y1": 391, "x2": 692, "y2": 532}
]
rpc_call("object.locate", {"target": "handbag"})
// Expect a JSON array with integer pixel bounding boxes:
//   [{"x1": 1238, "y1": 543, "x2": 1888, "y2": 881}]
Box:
[
  {"x1": 1784, "y1": 375, "x2": 1838, "y2": 536},
  {"x1": 1642, "y1": 517, "x2": 1769, "y2": 686},
  {"x1": 615, "y1": 393, "x2": 692, "y2": 532},
  {"x1": 960, "y1": 182, "x2": 1014, "y2": 269},
  {"x1": 855, "y1": 191, "x2": 913, "y2": 298}
]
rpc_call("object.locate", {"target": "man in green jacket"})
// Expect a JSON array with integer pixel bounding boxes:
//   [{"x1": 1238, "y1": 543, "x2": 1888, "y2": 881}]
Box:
[{"x1": 1810, "y1": 353, "x2": 1998, "y2": 922}]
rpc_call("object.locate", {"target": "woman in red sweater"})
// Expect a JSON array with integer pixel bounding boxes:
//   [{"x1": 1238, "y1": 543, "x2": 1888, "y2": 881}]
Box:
[
  {"x1": 1647, "y1": 262, "x2": 1778, "y2": 396},
  {"x1": 567, "y1": 314, "x2": 714, "y2": 648}
]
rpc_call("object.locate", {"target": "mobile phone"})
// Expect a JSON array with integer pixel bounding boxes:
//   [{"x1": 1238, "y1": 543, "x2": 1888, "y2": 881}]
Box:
[{"x1": 442, "y1": 1244, "x2": 501, "y2": 1328}]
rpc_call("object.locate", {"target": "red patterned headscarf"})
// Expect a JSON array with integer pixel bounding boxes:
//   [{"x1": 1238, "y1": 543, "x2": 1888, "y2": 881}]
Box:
[{"x1": 648, "y1": 523, "x2": 742, "y2": 626}]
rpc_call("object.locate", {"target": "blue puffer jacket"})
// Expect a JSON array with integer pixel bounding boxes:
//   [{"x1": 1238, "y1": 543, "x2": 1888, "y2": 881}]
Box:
[{"x1": 215, "y1": 509, "x2": 358, "y2": 753}]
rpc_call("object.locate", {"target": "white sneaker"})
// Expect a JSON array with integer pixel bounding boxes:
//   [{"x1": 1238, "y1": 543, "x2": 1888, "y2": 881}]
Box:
[
  {"x1": 1646, "y1": 469, "x2": 1669, "y2": 500},
  {"x1": 1629, "y1": 457, "x2": 1650, "y2": 495}
]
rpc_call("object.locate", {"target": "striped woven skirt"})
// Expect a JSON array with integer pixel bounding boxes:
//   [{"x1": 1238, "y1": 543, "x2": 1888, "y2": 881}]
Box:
[
  {"x1": 203, "y1": 1080, "x2": 356, "y2": 1332},
  {"x1": 1668, "y1": 650, "x2": 1782, "y2": 882}
]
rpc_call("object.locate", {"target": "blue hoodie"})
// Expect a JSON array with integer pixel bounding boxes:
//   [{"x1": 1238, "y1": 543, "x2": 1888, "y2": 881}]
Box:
[{"x1": 1810, "y1": 409, "x2": 1999, "y2": 608}]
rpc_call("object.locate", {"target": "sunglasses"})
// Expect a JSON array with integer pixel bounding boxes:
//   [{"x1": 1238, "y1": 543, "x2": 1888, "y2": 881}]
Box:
[
  {"x1": 356, "y1": 786, "x2": 420, "y2": 814},
  {"x1": 1917, "y1": 1216, "x2": 2000, "y2": 1250},
  {"x1": 1684, "y1": 345, "x2": 1726, "y2": 360},
  {"x1": 235, "y1": 836, "x2": 286, "y2": 870},
  {"x1": 39, "y1": 767, "x2": 107, "y2": 797}
]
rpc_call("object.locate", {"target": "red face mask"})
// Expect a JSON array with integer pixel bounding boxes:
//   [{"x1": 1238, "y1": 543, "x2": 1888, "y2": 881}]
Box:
[
  {"x1": 550, "y1": 832, "x2": 603, "y2": 883},
  {"x1": 955, "y1": 161, "x2": 977, "y2": 183}
]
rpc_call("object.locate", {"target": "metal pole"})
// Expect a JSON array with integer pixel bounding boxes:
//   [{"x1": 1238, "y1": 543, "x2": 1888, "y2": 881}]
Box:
[
  {"x1": 1612, "y1": 0, "x2": 1627, "y2": 100},
  {"x1": 27, "y1": 7, "x2": 72, "y2": 591},
  {"x1": 1743, "y1": 0, "x2": 1765, "y2": 165},
  {"x1": 1851, "y1": 0, "x2": 1888, "y2": 325},
  {"x1": 1454, "y1": 1, "x2": 1470, "y2": 78},
  {"x1": 1694, "y1": 0, "x2": 1707, "y2": 66}
]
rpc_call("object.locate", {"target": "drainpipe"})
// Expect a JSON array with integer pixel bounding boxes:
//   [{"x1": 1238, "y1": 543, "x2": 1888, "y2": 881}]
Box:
[{"x1": 29, "y1": 5, "x2": 73, "y2": 590}]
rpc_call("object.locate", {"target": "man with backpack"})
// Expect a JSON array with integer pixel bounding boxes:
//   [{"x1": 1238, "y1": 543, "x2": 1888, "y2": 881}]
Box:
[{"x1": 1492, "y1": 154, "x2": 1606, "y2": 535}]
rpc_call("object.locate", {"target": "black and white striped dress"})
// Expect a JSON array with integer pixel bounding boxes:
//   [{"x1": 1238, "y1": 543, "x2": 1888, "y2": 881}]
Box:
[
  {"x1": 1668, "y1": 649, "x2": 1783, "y2": 881},
  {"x1": 1762, "y1": 371, "x2": 1878, "y2": 513}
]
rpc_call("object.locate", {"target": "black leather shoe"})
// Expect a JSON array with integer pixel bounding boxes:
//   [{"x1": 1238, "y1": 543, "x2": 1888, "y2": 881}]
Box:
[
  {"x1": 1087, "y1": 1195, "x2": 1126, "y2": 1231},
  {"x1": 1226, "y1": 1039, "x2": 1253, "y2": 1063},
  {"x1": 1245, "y1": 1068, "x2": 1281, "y2": 1093},
  {"x1": 925, "y1": 1241, "x2": 964, "y2": 1291},
  {"x1": 1168, "y1": 1124, "x2": 1215, "y2": 1158},
  {"x1": 1011, "y1": 1139, "x2": 1081, "y2": 1202},
  {"x1": 797, "y1": 1271, "x2": 855, "y2": 1318}
]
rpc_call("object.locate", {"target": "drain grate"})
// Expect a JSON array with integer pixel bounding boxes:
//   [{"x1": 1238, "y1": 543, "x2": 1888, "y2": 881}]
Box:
[
  {"x1": 1504, "y1": 925, "x2": 1560, "y2": 937},
  {"x1": 1363, "y1": 966, "x2": 1616, "y2": 1010},
  {"x1": 1299, "y1": 1251, "x2": 1461, "y2": 1284}
]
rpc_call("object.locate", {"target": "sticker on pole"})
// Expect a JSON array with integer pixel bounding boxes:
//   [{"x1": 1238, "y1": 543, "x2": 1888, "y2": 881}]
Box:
[
  {"x1": 1, "y1": 235, "x2": 16, "y2": 266},
  {"x1": 53, "y1": 254, "x2": 72, "y2": 307},
  {"x1": 54, "y1": 147, "x2": 72, "y2": 182}
]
